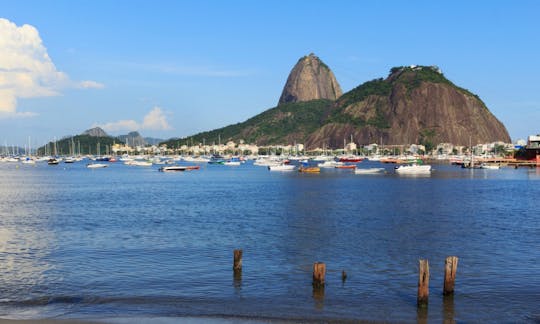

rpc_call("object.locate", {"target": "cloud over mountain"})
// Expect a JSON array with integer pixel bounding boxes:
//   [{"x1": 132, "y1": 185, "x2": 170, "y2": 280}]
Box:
[{"x1": 94, "y1": 107, "x2": 172, "y2": 133}]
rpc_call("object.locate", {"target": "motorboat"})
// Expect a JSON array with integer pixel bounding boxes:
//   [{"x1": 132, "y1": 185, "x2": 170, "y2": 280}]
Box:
[
  {"x1": 354, "y1": 167, "x2": 385, "y2": 174},
  {"x1": 299, "y1": 166, "x2": 320, "y2": 173},
  {"x1": 268, "y1": 164, "x2": 296, "y2": 171},
  {"x1": 395, "y1": 164, "x2": 431, "y2": 174},
  {"x1": 481, "y1": 163, "x2": 500, "y2": 170},
  {"x1": 87, "y1": 163, "x2": 108, "y2": 169},
  {"x1": 317, "y1": 160, "x2": 343, "y2": 168},
  {"x1": 159, "y1": 165, "x2": 200, "y2": 172},
  {"x1": 335, "y1": 164, "x2": 356, "y2": 169},
  {"x1": 338, "y1": 155, "x2": 364, "y2": 163}
]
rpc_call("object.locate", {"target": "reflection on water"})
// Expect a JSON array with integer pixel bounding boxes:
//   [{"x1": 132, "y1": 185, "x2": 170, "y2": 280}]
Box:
[
  {"x1": 442, "y1": 295, "x2": 455, "y2": 324},
  {"x1": 0, "y1": 162, "x2": 538, "y2": 322},
  {"x1": 0, "y1": 174, "x2": 58, "y2": 305},
  {"x1": 312, "y1": 285, "x2": 324, "y2": 310}
]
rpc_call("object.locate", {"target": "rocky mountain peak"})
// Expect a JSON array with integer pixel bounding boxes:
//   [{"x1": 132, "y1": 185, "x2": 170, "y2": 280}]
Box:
[
  {"x1": 278, "y1": 53, "x2": 342, "y2": 105},
  {"x1": 82, "y1": 127, "x2": 109, "y2": 137}
]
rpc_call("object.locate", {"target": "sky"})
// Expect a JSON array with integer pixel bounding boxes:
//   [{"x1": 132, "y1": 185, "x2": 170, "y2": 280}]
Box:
[{"x1": 1, "y1": 0, "x2": 539, "y2": 147}]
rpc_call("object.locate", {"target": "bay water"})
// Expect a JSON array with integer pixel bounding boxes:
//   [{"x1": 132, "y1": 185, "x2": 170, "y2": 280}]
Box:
[{"x1": 0, "y1": 161, "x2": 538, "y2": 322}]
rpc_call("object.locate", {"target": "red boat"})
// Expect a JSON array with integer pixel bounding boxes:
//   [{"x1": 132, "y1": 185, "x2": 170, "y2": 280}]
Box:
[
  {"x1": 338, "y1": 156, "x2": 364, "y2": 163},
  {"x1": 335, "y1": 164, "x2": 356, "y2": 169}
]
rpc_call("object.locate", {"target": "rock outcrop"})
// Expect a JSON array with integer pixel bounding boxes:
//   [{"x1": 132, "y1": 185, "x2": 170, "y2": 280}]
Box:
[
  {"x1": 304, "y1": 66, "x2": 511, "y2": 147},
  {"x1": 278, "y1": 53, "x2": 342, "y2": 105},
  {"x1": 82, "y1": 127, "x2": 109, "y2": 137}
]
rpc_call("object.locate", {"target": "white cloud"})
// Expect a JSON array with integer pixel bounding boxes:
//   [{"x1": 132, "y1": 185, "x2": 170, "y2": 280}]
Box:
[
  {"x1": 94, "y1": 107, "x2": 172, "y2": 133},
  {"x1": 141, "y1": 107, "x2": 172, "y2": 130},
  {"x1": 78, "y1": 80, "x2": 105, "y2": 89},
  {"x1": 0, "y1": 18, "x2": 103, "y2": 115}
]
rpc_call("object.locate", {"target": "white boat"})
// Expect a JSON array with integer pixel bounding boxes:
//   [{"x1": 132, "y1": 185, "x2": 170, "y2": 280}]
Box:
[
  {"x1": 159, "y1": 165, "x2": 200, "y2": 172},
  {"x1": 317, "y1": 160, "x2": 343, "y2": 168},
  {"x1": 87, "y1": 163, "x2": 108, "y2": 169},
  {"x1": 268, "y1": 164, "x2": 296, "y2": 171},
  {"x1": 125, "y1": 160, "x2": 153, "y2": 166},
  {"x1": 21, "y1": 158, "x2": 36, "y2": 164},
  {"x1": 481, "y1": 163, "x2": 500, "y2": 170},
  {"x1": 395, "y1": 164, "x2": 431, "y2": 174},
  {"x1": 253, "y1": 157, "x2": 283, "y2": 166},
  {"x1": 224, "y1": 161, "x2": 241, "y2": 166},
  {"x1": 354, "y1": 167, "x2": 385, "y2": 174}
]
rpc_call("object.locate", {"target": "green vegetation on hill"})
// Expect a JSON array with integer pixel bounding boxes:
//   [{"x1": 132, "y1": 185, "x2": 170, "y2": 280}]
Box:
[
  {"x1": 37, "y1": 135, "x2": 123, "y2": 156},
  {"x1": 336, "y1": 78, "x2": 392, "y2": 107},
  {"x1": 390, "y1": 66, "x2": 488, "y2": 108},
  {"x1": 161, "y1": 100, "x2": 333, "y2": 148}
]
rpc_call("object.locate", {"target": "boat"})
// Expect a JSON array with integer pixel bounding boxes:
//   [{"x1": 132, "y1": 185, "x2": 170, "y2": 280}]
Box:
[
  {"x1": 338, "y1": 156, "x2": 364, "y2": 163},
  {"x1": 125, "y1": 160, "x2": 153, "y2": 166},
  {"x1": 395, "y1": 164, "x2": 431, "y2": 174},
  {"x1": 208, "y1": 154, "x2": 226, "y2": 164},
  {"x1": 87, "y1": 163, "x2": 108, "y2": 168},
  {"x1": 64, "y1": 157, "x2": 77, "y2": 163},
  {"x1": 317, "y1": 160, "x2": 343, "y2": 168},
  {"x1": 299, "y1": 166, "x2": 320, "y2": 173},
  {"x1": 21, "y1": 157, "x2": 36, "y2": 164},
  {"x1": 159, "y1": 165, "x2": 200, "y2": 172},
  {"x1": 47, "y1": 158, "x2": 59, "y2": 165},
  {"x1": 224, "y1": 158, "x2": 242, "y2": 166},
  {"x1": 481, "y1": 163, "x2": 500, "y2": 170},
  {"x1": 268, "y1": 164, "x2": 296, "y2": 171},
  {"x1": 335, "y1": 164, "x2": 356, "y2": 169},
  {"x1": 354, "y1": 167, "x2": 385, "y2": 174}
]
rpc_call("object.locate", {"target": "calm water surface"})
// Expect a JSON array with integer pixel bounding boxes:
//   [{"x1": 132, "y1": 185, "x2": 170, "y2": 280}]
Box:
[{"x1": 0, "y1": 161, "x2": 538, "y2": 322}]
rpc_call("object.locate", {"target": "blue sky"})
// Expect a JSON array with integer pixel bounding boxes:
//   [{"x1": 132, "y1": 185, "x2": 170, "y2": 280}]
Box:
[{"x1": 1, "y1": 0, "x2": 539, "y2": 147}]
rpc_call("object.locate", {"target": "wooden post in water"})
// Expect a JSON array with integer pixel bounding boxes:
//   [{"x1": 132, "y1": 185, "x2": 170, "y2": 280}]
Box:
[
  {"x1": 417, "y1": 259, "x2": 430, "y2": 307},
  {"x1": 233, "y1": 249, "x2": 243, "y2": 271},
  {"x1": 312, "y1": 262, "x2": 326, "y2": 287},
  {"x1": 443, "y1": 256, "x2": 458, "y2": 295}
]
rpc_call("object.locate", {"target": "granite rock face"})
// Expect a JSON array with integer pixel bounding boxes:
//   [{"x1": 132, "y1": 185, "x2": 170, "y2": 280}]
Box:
[
  {"x1": 304, "y1": 66, "x2": 511, "y2": 148},
  {"x1": 278, "y1": 53, "x2": 342, "y2": 105},
  {"x1": 82, "y1": 127, "x2": 109, "y2": 137}
]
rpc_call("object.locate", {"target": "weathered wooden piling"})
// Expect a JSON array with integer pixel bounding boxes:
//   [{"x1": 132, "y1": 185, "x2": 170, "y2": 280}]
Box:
[
  {"x1": 443, "y1": 256, "x2": 458, "y2": 295},
  {"x1": 233, "y1": 249, "x2": 243, "y2": 271},
  {"x1": 417, "y1": 259, "x2": 430, "y2": 307},
  {"x1": 312, "y1": 262, "x2": 326, "y2": 287}
]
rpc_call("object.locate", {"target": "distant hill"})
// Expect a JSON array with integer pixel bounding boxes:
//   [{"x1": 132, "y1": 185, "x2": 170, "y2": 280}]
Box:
[
  {"x1": 162, "y1": 58, "x2": 510, "y2": 150},
  {"x1": 37, "y1": 134, "x2": 123, "y2": 156},
  {"x1": 116, "y1": 131, "x2": 164, "y2": 147},
  {"x1": 37, "y1": 126, "x2": 123, "y2": 155}
]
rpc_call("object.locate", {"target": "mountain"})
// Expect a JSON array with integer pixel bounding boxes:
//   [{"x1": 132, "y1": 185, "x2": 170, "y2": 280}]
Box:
[
  {"x1": 83, "y1": 127, "x2": 109, "y2": 137},
  {"x1": 37, "y1": 129, "x2": 123, "y2": 156},
  {"x1": 161, "y1": 59, "x2": 510, "y2": 150},
  {"x1": 278, "y1": 53, "x2": 342, "y2": 105},
  {"x1": 116, "y1": 132, "x2": 164, "y2": 147},
  {"x1": 143, "y1": 137, "x2": 164, "y2": 146},
  {"x1": 117, "y1": 131, "x2": 146, "y2": 147},
  {"x1": 318, "y1": 65, "x2": 510, "y2": 148}
]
